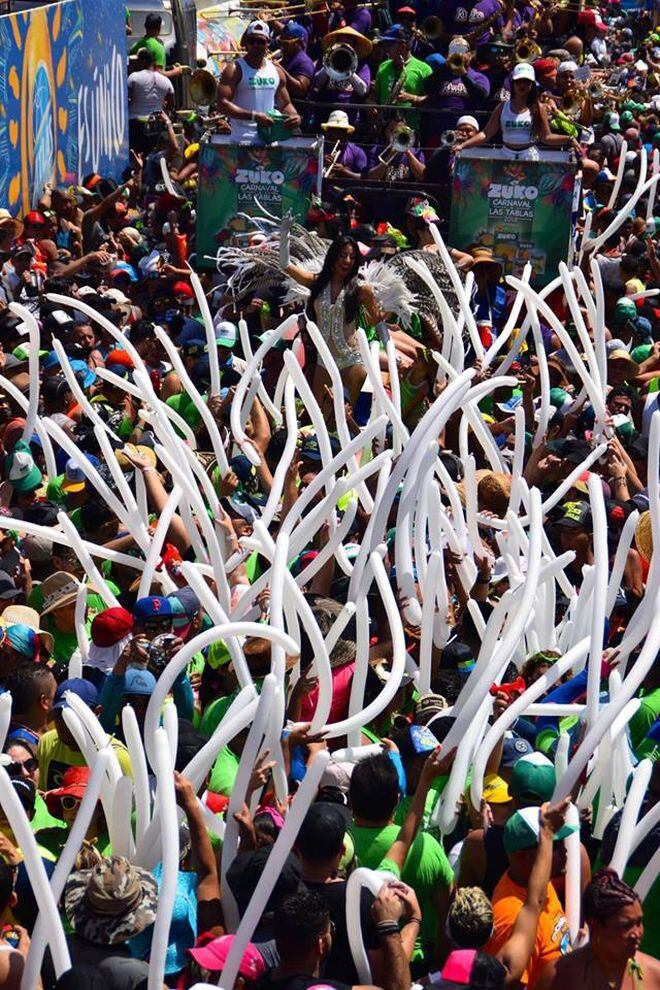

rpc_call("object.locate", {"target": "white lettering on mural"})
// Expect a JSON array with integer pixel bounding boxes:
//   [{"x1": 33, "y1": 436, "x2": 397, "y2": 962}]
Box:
[
  {"x1": 235, "y1": 168, "x2": 285, "y2": 185},
  {"x1": 77, "y1": 47, "x2": 127, "y2": 176}
]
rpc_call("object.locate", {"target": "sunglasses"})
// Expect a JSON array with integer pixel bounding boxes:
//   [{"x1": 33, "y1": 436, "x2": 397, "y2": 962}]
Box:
[
  {"x1": 6, "y1": 759, "x2": 38, "y2": 777},
  {"x1": 60, "y1": 794, "x2": 82, "y2": 811}
]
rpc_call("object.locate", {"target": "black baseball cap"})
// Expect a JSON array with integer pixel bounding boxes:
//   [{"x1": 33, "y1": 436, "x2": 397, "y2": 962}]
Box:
[
  {"x1": 226, "y1": 848, "x2": 304, "y2": 915},
  {"x1": 296, "y1": 802, "x2": 350, "y2": 859},
  {"x1": 555, "y1": 500, "x2": 593, "y2": 531},
  {"x1": 545, "y1": 438, "x2": 593, "y2": 464}
]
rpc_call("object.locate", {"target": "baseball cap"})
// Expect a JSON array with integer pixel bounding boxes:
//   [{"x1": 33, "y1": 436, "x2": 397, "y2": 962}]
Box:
[
  {"x1": 5, "y1": 441, "x2": 43, "y2": 494},
  {"x1": 503, "y1": 805, "x2": 577, "y2": 853},
  {"x1": 0, "y1": 571, "x2": 20, "y2": 602},
  {"x1": 189, "y1": 935, "x2": 265, "y2": 978},
  {"x1": 512, "y1": 62, "x2": 536, "y2": 82},
  {"x1": 172, "y1": 281, "x2": 194, "y2": 301},
  {"x1": 442, "y1": 640, "x2": 476, "y2": 673},
  {"x1": 91, "y1": 607, "x2": 133, "y2": 647},
  {"x1": 380, "y1": 23, "x2": 410, "y2": 41},
  {"x1": 501, "y1": 735, "x2": 534, "y2": 767},
  {"x1": 245, "y1": 19, "x2": 270, "y2": 36},
  {"x1": 482, "y1": 773, "x2": 511, "y2": 804},
  {"x1": 605, "y1": 111, "x2": 621, "y2": 131},
  {"x1": 132, "y1": 596, "x2": 173, "y2": 623},
  {"x1": 226, "y1": 847, "x2": 303, "y2": 915},
  {"x1": 297, "y1": 802, "x2": 350, "y2": 858},
  {"x1": 456, "y1": 115, "x2": 479, "y2": 131},
  {"x1": 52, "y1": 678, "x2": 99, "y2": 712},
  {"x1": 123, "y1": 668, "x2": 156, "y2": 697},
  {"x1": 555, "y1": 500, "x2": 593, "y2": 531},
  {"x1": 433, "y1": 950, "x2": 507, "y2": 990},
  {"x1": 556, "y1": 59, "x2": 577, "y2": 73},
  {"x1": 280, "y1": 21, "x2": 306, "y2": 39},
  {"x1": 545, "y1": 438, "x2": 592, "y2": 464},
  {"x1": 215, "y1": 321, "x2": 238, "y2": 348},
  {"x1": 509, "y1": 752, "x2": 556, "y2": 803},
  {"x1": 300, "y1": 434, "x2": 341, "y2": 461}
]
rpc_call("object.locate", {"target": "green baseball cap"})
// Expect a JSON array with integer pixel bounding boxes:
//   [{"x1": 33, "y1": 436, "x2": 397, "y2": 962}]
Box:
[
  {"x1": 549, "y1": 387, "x2": 570, "y2": 410},
  {"x1": 5, "y1": 441, "x2": 43, "y2": 494},
  {"x1": 614, "y1": 297, "x2": 637, "y2": 323},
  {"x1": 631, "y1": 344, "x2": 653, "y2": 364},
  {"x1": 509, "y1": 751, "x2": 557, "y2": 803},
  {"x1": 503, "y1": 806, "x2": 578, "y2": 854}
]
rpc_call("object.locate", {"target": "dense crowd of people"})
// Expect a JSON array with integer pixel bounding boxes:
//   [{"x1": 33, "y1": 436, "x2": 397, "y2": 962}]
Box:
[{"x1": 0, "y1": 0, "x2": 658, "y2": 987}]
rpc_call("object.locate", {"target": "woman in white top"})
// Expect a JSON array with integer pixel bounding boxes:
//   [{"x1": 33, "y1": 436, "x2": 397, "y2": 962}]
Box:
[{"x1": 454, "y1": 62, "x2": 577, "y2": 160}]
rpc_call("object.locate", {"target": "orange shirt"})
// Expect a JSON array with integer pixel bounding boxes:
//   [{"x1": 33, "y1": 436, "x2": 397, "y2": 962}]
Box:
[{"x1": 485, "y1": 872, "x2": 572, "y2": 989}]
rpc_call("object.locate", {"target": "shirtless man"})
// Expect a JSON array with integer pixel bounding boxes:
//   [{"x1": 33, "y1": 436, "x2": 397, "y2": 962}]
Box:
[{"x1": 537, "y1": 870, "x2": 660, "y2": 990}]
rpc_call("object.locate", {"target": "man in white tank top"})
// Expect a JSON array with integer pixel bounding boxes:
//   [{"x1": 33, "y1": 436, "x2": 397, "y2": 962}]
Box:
[{"x1": 218, "y1": 21, "x2": 301, "y2": 143}]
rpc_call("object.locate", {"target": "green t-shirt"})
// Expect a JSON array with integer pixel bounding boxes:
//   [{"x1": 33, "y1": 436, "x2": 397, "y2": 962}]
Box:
[
  {"x1": 38, "y1": 729, "x2": 132, "y2": 791},
  {"x1": 629, "y1": 687, "x2": 660, "y2": 755},
  {"x1": 31, "y1": 583, "x2": 122, "y2": 668},
  {"x1": 200, "y1": 693, "x2": 237, "y2": 739},
  {"x1": 375, "y1": 56, "x2": 432, "y2": 128},
  {"x1": 130, "y1": 34, "x2": 166, "y2": 68},
  {"x1": 349, "y1": 820, "x2": 453, "y2": 949},
  {"x1": 209, "y1": 744, "x2": 239, "y2": 795}
]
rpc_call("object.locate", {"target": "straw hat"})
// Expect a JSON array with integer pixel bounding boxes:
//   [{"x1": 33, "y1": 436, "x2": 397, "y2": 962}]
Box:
[
  {"x1": 321, "y1": 110, "x2": 355, "y2": 134},
  {"x1": 0, "y1": 210, "x2": 24, "y2": 241},
  {"x1": 456, "y1": 469, "x2": 512, "y2": 517},
  {"x1": 114, "y1": 444, "x2": 158, "y2": 472},
  {"x1": 470, "y1": 247, "x2": 503, "y2": 275},
  {"x1": 607, "y1": 349, "x2": 639, "y2": 376},
  {"x1": 322, "y1": 26, "x2": 372, "y2": 58},
  {"x1": 634, "y1": 510, "x2": 653, "y2": 562},
  {"x1": 39, "y1": 572, "x2": 84, "y2": 616},
  {"x1": 0, "y1": 605, "x2": 54, "y2": 655}
]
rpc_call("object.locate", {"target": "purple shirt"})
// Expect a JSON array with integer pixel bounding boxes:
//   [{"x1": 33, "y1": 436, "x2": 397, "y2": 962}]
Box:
[
  {"x1": 467, "y1": 0, "x2": 504, "y2": 46},
  {"x1": 328, "y1": 5, "x2": 372, "y2": 34},
  {"x1": 367, "y1": 144, "x2": 425, "y2": 181},
  {"x1": 312, "y1": 60, "x2": 371, "y2": 123},
  {"x1": 339, "y1": 142, "x2": 368, "y2": 172},
  {"x1": 442, "y1": 0, "x2": 477, "y2": 36},
  {"x1": 283, "y1": 48, "x2": 315, "y2": 81}
]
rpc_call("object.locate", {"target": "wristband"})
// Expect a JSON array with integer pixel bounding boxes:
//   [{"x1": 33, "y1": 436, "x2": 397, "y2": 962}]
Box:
[{"x1": 376, "y1": 921, "x2": 400, "y2": 934}]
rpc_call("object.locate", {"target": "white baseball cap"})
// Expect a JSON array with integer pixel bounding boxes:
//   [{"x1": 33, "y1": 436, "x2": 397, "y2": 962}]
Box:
[
  {"x1": 457, "y1": 115, "x2": 479, "y2": 131},
  {"x1": 556, "y1": 59, "x2": 578, "y2": 74},
  {"x1": 448, "y1": 36, "x2": 470, "y2": 54},
  {"x1": 245, "y1": 20, "x2": 270, "y2": 37},
  {"x1": 512, "y1": 62, "x2": 536, "y2": 82}
]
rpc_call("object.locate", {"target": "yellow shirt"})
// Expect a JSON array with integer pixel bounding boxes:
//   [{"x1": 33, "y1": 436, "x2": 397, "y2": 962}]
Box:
[{"x1": 38, "y1": 730, "x2": 132, "y2": 791}]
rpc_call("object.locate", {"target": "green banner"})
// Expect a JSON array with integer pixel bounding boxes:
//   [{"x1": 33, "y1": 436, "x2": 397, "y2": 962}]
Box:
[
  {"x1": 449, "y1": 152, "x2": 578, "y2": 286},
  {"x1": 196, "y1": 137, "x2": 322, "y2": 267}
]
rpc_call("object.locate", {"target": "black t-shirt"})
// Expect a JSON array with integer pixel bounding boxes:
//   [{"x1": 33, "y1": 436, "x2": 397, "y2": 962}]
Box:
[{"x1": 305, "y1": 879, "x2": 379, "y2": 985}]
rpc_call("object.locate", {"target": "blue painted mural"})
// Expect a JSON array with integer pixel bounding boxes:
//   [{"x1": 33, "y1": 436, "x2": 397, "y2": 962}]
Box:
[{"x1": 0, "y1": 0, "x2": 129, "y2": 215}]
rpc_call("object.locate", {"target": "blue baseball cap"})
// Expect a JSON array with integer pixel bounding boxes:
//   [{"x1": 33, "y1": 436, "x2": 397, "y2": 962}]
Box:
[
  {"x1": 380, "y1": 23, "x2": 410, "y2": 40},
  {"x1": 69, "y1": 360, "x2": 97, "y2": 390},
  {"x1": 280, "y1": 21, "x2": 306, "y2": 39},
  {"x1": 43, "y1": 351, "x2": 61, "y2": 371},
  {"x1": 132, "y1": 596, "x2": 173, "y2": 623},
  {"x1": 501, "y1": 735, "x2": 534, "y2": 768},
  {"x1": 123, "y1": 667, "x2": 157, "y2": 696},
  {"x1": 426, "y1": 53, "x2": 446, "y2": 69},
  {"x1": 53, "y1": 678, "x2": 99, "y2": 711}
]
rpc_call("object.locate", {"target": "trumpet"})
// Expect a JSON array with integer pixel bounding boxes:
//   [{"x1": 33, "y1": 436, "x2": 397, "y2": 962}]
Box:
[
  {"x1": 514, "y1": 37, "x2": 542, "y2": 62},
  {"x1": 440, "y1": 129, "x2": 458, "y2": 147},
  {"x1": 323, "y1": 139, "x2": 342, "y2": 178},
  {"x1": 447, "y1": 52, "x2": 467, "y2": 74},
  {"x1": 323, "y1": 42, "x2": 359, "y2": 83},
  {"x1": 378, "y1": 123, "x2": 415, "y2": 163}
]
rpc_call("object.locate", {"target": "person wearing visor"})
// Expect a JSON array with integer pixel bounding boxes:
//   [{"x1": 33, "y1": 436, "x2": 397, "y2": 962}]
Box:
[{"x1": 217, "y1": 21, "x2": 301, "y2": 144}]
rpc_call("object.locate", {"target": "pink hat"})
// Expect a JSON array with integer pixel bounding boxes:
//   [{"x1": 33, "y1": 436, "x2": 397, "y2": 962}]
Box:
[{"x1": 189, "y1": 935, "x2": 266, "y2": 977}]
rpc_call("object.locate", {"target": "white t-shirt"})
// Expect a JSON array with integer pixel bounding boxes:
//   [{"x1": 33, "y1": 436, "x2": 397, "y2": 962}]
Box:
[
  {"x1": 501, "y1": 100, "x2": 533, "y2": 147},
  {"x1": 128, "y1": 69, "x2": 174, "y2": 119},
  {"x1": 230, "y1": 58, "x2": 280, "y2": 142}
]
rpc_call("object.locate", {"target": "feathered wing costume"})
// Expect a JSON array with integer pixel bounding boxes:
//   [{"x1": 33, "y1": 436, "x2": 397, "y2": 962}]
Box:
[{"x1": 212, "y1": 219, "x2": 458, "y2": 331}]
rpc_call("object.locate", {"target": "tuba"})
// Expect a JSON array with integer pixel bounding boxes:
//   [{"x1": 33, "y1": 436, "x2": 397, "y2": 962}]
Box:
[
  {"x1": 189, "y1": 68, "x2": 218, "y2": 105},
  {"x1": 323, "y1": 43, "x2": 359, "y2": 83},
  {"x1": 561, "y1": 85, "x2": 586, "y2": 119},
  {"x1": 514, "y1": 37, "x2": 542, "y2": 62}
]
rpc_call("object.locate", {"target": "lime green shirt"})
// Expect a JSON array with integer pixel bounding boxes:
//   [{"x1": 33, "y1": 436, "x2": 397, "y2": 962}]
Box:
[
  {"x1": 349, "y1": 819, "x2": 453, "y2": 949},
  {"x1": 375, "y1": 56, "x2": 432, "y2": 128},
  {"x1": 130, "y1": 34, "x2": 166, "y2": 68}
]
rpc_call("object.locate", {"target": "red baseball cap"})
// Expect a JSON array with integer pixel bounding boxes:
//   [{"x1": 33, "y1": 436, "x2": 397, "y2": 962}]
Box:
[
  {"x1": 172, "y1": 280, "x2": 194, "y2": 300},
  {"x1": 105, "y1": 348, "x2": 134, "y2": 368},
  {"x1": 24, "y1": 211, "x2": 46, "y2": 226},
  {"x1": 45, "y1": 766, "x2": 91, "y2": 816},
  {"x1": 91, "y1": 606, "x2": 134, "y2": 647}
]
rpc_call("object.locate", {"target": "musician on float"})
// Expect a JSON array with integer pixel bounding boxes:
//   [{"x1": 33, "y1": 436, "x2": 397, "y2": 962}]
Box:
[
  {"x1": 366, "y1": 112, "x2": 426, "y2": 182},
  {"x1": 217, "y1": 20, "x2": 301, "y2": 143},
  {"x1": 276, "y1": 22, "x2": 316, "y2": 99},
  {"x1": 373, "y1": 24, "x2": 432, "y2": 129},
  {"x1": 420, "y1": 37, "x2": 490, "y2": 146},
  {"x1": 311, "y1": 26, "x2": 372, "y2": 125},
  {"x1": 320, "y1": 110, "x2": 368, "y2": 181}
]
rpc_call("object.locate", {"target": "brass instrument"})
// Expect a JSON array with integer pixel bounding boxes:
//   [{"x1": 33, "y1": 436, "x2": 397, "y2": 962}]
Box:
[
  {"x1": 378, "y1": 123, "x2": 415, "y2": 163},
  {"x1": 514, "y1": 37, "x2": 542, "y2": 62},
  {"x1": 208, "y1": 49, "x2": 247, "y2": 59},
  {"x1": 561, "y1": 86, "x2": 586, "y2": 120},
  {"x1": 440, "y1": 129, "x2": 458, "y2": 147},
  {"x1": 226, "y1": 0, "x2": 383, "y2": 17},
  {"x1": 323, "y1": 42, "x2": 359, "y2": 83},
  {"x1": 189, "y1": 68, "x2": 218, "y2": 105},
  {"x1": 323, "y1": 139, "x2": 342, "y2": 178},
  {"x1": 447, "y1": 52, "x2": 467, "y2": 74}
]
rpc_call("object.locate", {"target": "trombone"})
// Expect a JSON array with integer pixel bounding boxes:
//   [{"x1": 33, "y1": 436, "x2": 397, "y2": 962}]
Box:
[
  {"x1": 378, "y1": 123, "x2": 415, "y2": 164},
  {"x1": 413, "y1": 15, "x2": 444, "y2": 41},
  {"x1": 227, "y1": 0, "x2": 383, "y2": 16}
]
